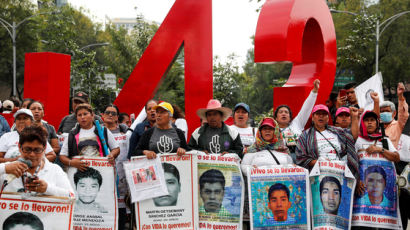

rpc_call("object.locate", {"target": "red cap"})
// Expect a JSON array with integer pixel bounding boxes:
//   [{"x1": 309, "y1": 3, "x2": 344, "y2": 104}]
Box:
[
  {"x1": 312, "y1": 104, "x2": 329, "y2": 114},
  {"x1": 260, "y1": 117, "x2": 276, "y2": 128}
]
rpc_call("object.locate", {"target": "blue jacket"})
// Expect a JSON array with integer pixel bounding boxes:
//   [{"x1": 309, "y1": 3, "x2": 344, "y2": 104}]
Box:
[
  {"x1": 0, "y1": 115, "x2": 10, "y2": 138},
  {"x1": 127, "y1": 120, "x2": 152, "y2": 159}
]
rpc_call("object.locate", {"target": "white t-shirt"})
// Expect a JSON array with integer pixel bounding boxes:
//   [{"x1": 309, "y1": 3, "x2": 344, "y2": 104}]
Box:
[
  {"x1": 60, "y1": 126, "x2": 119, "y2": 157},
  {"x1": 175, "y1": 118, "x2": 188, "y2": 141},
  {"x1": 230, "y1": 125, "x2": 256, "y2": 147},
  {"x1": 397, "y1": 134, "x2": 410, "y2": 162},
  {"x1": 241, "y1": 150, "x2": 293, "y2": 176},
  {"x1": 112, "y1": 131, "x2": 129, "y2": 208},
  {"x1": 316, "y1": 130, "x2": 343, "y2": 161},
  {"x1": 0, "y1": 131, "x2": 54, "y2": 159},
  {"x1": 355, "y1": 136, "x2": 398, "y2": 157}
]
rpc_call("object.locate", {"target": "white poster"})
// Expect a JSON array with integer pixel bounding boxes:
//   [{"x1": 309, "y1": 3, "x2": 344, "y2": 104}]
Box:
[
  {"x1": 355, "y1": 72, "x2": 385, "y2": 111},
  {"x1": 310, "y1": 160, "x2": 356, "y2": 230},
  {"x1": 134, "y1": 153, "x2": 199, "y2": 230},
  {"x1": 0, "y1": 194, "x2": 73, "y2": 230},
  {"x1": 197, "y1": 153, "x2": 244, "y2": 230},
  {"x1": 125, "y1": 156, "x2": 167, "y2": 203},
  {"x1": 67, "y1": 157, "x2": 118, "y2": 230}
]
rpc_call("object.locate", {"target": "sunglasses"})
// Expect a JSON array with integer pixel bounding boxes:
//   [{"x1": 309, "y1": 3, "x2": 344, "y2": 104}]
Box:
[
  {"x1": 104, "y1": 111, "x2": 118, "y2": 116},
  {"x1": 22, "y1": 147, "x2": 44, "y2": 154}
]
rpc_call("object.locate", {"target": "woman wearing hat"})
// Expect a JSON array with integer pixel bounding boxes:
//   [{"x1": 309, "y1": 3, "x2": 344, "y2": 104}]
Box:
[
  {"x1": 230, "y1": 103, "x2": 257, "y2": 150},
  {"x1": 334, "y1": 106, "x2": 359, "y2": 140},
  {"x1": 0, "y1": 109, "x2": 56, "y2": 163},
  {"x1": 132, "y1": 102, "x2": 188, "y2": 159},
  {"x1": 242, "y1": 118, "x2": 292, "y2": 175},
  {"x1": 296, "y1": 104, "x2": 360, "y2": 182},
  {"x1": 273, "y1": 80, "x2": 320, "y2": 162},
  {"x1": 188, "y1": 99, "x2": 243, "y2": 157}
]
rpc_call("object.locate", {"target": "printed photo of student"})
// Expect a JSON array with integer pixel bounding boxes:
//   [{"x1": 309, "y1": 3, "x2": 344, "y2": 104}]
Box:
[
  {"x1": 153, "y1": 163, "x2": 181, "y2": 207},
  {"x1": 2, "y1": 212, "x2": 44, "y2": 230},
  {"x1": 73, "y1": 167, "x2": 108, "y2": 213},
  {"x1": 199, "y1": 169, "x2": 230, "y2": 216},
  {"x1": 264, "y1": 183, "x2": 294, "y2": 224},
  {"x1": 320, "y1": 176, "x2": 342, "y2": 215}
]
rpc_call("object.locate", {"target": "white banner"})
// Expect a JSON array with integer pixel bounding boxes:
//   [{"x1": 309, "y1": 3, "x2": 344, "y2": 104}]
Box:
[
  {"x1": 310, "y1": 160, "x2": 356, "y2": 230},
  {"x1": 197, "y1": 153, "x2": 244, "y2": 230},
  {"x1": 125, "y1": 156, "x2": 167, "y2": 203},
  {"x1": 248, "y1": 165, "x2": 310, "y2": 230},
  {"x1": 355, "y1": 72, "x2": 384, "y2": 111},
  {"x1": 67, "y1": 157, "x2": 118, "y2": 230},
  {"x1": 0, "y1": 194, "x2": 73, "y2": 230},
  {"x1": 133, "y1": 153, "x2": 199, "y2": 230}
]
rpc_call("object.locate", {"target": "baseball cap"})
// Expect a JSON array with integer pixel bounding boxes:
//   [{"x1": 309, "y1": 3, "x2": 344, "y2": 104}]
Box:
[
  {"x1": 153, "y1": 102, "x2": 174, "y2": 115},
  {"x1": 336, "y1": 107, "x2": 350, "y2": 117},
  {"x1": 312, "y1": 104, "x2": 329, "y2": 114},
  {"x1": 13, "y1": 108, "x2": 34, "y2": 119},
  {"x1": 260, "y1": 117, "x2": 276, "y2": 129},
  {"x1": 73, "y1": 91, "x2": 89, "y2": 103},
  {"x1": 234, "y1": 103, "x2": 250, "y2": 113},
  {"x1": 3, "y1": 100, "x2": 14, "y2": 111}
]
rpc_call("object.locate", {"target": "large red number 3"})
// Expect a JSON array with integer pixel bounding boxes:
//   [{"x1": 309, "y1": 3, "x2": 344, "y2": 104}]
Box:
[{"x1": 255, "y1": 0, "x2": 336, "y2": 114}]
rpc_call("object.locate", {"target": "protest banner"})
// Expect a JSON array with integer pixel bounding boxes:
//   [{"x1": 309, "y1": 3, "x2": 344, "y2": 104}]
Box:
[
  {"x1": 355, "y1": 72, "x2": 384, "y2": 111},
  {"x1": 67, "y1": 157, "x2": 118, "y2": 230},
  {"x1": 0, "y1": 194, "x2": 73, "y2": 230},
  {"x1": 197, "y1": 153, "x2": 243, "y2": 230},
  {"x1": 310, "y1": 160, "x2": 356, "y2": 230},
  {"x1": 133, "y1": 153, "x2": 198, "y2": 230},
  {"x1": 112, "y1": 132, "x2": 129, "y2": 209},
  {"x1": 352, "y1": 151, "x2": 402, "y2": 229},
  {"x1": 125, "y1": 156, "x2": 167, "y2": 203},
  {"x1": 248, "y1": 165, "x2": 310, "y2": 230}
]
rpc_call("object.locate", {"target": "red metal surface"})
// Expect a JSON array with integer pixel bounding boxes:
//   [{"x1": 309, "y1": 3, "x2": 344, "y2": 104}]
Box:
[
  {"x1": 254, "y1": 0, "x2": 337, "y2": 116},
  {"x1": 114, "y1": 0, "x2": 213, "y2": 137},
  {"x1": 24, "y1": 52, "x2": 71, "y2": 130}
]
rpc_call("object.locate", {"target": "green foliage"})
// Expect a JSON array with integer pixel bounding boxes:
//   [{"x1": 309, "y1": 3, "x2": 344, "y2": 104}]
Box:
[{"x1": 213, "y1": 55, "x2": 241, "y2": 109}]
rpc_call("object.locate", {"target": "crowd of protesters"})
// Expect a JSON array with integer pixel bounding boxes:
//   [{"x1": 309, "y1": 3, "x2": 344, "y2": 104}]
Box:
[{"x1": 0, "y1": 80, "x2": 409, "y2": 230}]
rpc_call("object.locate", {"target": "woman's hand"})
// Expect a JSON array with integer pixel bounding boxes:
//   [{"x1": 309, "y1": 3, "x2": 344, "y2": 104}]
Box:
[
  {"x1": 143, "y1": 150, "x2": 157, "y2": 159},
  {"x1": 26, "y1": 178, "x2": 48, "y2": 193},
  {"x1": 107, "y1": 154, "x2": 116, "y2": 165},
  {"x1": 70, "y1": 157, "x2": 88, "y2": 171},
  {"x1": 176, "y1": 148, "x2": 186, "y2": 156},
  {"x1": 5, "y1": 161, "x2": 28, "y2": 177},
  {"x1": 365, "y1": 144, "x2": 381, "y2": 154},
  {"x1": 355, "y1": 180, "x2": 365, "y2": 196}
]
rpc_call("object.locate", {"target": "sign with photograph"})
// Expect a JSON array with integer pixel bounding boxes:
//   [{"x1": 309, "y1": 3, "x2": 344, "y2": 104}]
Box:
[
  {"x1": 310, "y1": 160, "x2": 356, "y2": 230},
  {"x1": 352, "y1": 151, "x2": 402, "y2": 229},
  {"x1": 125, "y1": 156, "x2": 167, "y2": 203},
  {"x1": 248, "y1": 165, "x2": 310, "y2": 230},
  {"x1": 0, "y1": 194, "x2": 73, "y2": 230},
  {"x1": 197, "y1": 153, "x2": 244, "y2": 230},
  {"x1": 133, "y1": 153, "x2": 199, "y2": 230},
  {"x1": 67, "y1": 157, "x2": 118, "y2": 230}
]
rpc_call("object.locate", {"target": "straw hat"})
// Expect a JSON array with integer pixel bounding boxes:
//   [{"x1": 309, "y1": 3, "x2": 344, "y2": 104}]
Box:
[{"x1": 197, "y1": 99, "x2": 232, "y2": 121}]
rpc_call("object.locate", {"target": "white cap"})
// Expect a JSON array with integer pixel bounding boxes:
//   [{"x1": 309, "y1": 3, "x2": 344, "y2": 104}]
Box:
[
  {"x1": 13, "y1": 109, "x2": 34, "y2": 119},
  {"x1": 2, "y1": 100, "x2": 14, "y2": 111}
]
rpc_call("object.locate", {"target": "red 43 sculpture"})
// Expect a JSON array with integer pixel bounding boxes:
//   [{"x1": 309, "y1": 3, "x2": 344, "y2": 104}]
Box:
[{"x1": 23, "y1": 0, "x2": 336, "y2": 137}]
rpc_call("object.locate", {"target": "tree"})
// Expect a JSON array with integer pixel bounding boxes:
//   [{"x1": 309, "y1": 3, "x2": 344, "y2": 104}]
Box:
[{"x1": 213, "y1": 55, "x2": 241, "y2": 109}]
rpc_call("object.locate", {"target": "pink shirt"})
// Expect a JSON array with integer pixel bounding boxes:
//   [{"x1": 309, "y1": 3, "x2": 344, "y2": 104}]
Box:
[{"x1": 385, "y1": 99, "x2": 409, "y2": 149}]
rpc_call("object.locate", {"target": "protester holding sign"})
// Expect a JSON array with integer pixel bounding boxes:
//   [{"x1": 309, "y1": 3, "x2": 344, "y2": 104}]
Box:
[
  {"x1": 0, "y1": 126, "x2": 73, "y2": 197},
  {"x1": 296, "y1": 104, "x2": 360, "y2": 182},
  {"x1": 132, "y1": 102, "x2": 188, "y2": 159},
  {"x1": 189, "y1": 99, "x2": 243, "y2": 157},
  {"x1": 0, "y1": 109, "x2": 56, "y2": 163},
  {"x1": 59, "y1": 103, "x2": 120, "y2": 170},
  {"x1": 242, "y1": 118, "x2": 292, "y2": 175},
  {"x1": 273, "y1": 79, "x2": 320, "y2": 162},
  {"x1": 352, "y1": 111, "x2": 402, "y2": 229}
]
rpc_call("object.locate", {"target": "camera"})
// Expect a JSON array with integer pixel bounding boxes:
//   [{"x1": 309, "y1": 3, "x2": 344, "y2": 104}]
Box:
[
  {"x1": 25, "y1": 175, "x2": 39, "y2": 184},
  {"x1": 397, "y1": 164, "x2": 410, "y2": 192}
]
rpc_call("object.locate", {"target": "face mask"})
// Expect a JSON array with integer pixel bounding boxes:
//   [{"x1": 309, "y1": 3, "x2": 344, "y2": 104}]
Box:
[{"x1": 380, "y1": 112, "x2": 393, "y2": 123}]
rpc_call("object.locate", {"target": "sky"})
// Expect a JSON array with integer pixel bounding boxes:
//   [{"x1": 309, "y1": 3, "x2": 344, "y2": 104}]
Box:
[{"x1": 68, "y1": 0, "x2": 263, "y2": 67}]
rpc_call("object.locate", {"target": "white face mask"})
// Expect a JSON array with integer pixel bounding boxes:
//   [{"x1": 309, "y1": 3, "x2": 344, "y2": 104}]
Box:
[{"x1": 380, "y1": 112, "x2": 393, "y2": 123}]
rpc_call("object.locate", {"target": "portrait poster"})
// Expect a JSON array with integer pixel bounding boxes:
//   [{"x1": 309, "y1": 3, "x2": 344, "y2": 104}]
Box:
[
  {"x1": 125, "y1": 156, "x2": 167, "y2": 203},
  {"x1": 352, "y1": 151, "x2": 402, "y2": 229},
  {"x1": 67, "y1": 157, "x2": 118, "y2": 230},
  {"x1": 197, "y1": 153, "x2": 244, "y2": 230},
  {"x1": 133, "y1": 153, "x2": 198, "y2": 230},
  {"x1": 0, "y1": 194, "x2": 73, "y2": 230},
  {"x1": 248, "y1": 165, "x2": 310, "y2": 230},
  {"x1": 310, "y1": 160, "x2": 356, "y2": 230}
]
